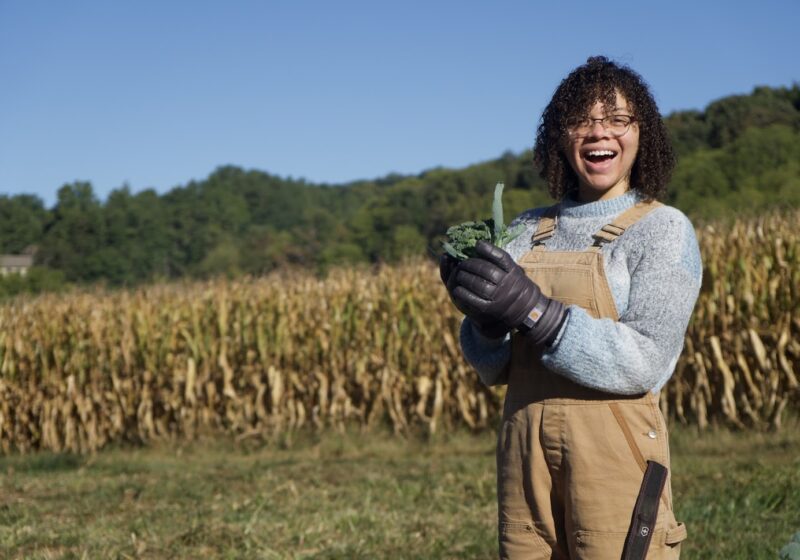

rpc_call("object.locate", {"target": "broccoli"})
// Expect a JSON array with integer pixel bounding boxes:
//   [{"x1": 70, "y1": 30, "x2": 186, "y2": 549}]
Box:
[{"x1": 442, "y1": 183, "x2": 524, "y2": 260}]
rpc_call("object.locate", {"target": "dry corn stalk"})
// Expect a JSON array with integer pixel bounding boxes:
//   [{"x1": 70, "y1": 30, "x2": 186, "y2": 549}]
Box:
[{"x1": 0, "y1": 210, "x2": 798, "y2": 453}]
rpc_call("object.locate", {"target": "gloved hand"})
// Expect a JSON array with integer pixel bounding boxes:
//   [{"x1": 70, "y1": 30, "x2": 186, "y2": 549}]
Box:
[
  {"x1": 440, "y1": 253, "x2": 509, "y2": 338},
  {"x1": 446, "y1": 241, "x2": 567, "y2": 347}
]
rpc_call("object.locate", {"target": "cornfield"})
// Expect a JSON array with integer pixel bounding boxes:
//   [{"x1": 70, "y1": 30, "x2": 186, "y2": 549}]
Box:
[{"x1": 0, "y1": 210, "x2": 798, "y2": 453}]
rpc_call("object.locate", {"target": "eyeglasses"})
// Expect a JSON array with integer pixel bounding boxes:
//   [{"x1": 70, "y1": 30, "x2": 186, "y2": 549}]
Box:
[{"x1": 566, "y1": 114, "x2": 636, "y2": 138}]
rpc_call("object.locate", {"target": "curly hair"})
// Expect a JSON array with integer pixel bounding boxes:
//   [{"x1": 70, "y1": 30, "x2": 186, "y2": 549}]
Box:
[{"x1": 533, "y1": 56, "x2": 675, "y2": 201}]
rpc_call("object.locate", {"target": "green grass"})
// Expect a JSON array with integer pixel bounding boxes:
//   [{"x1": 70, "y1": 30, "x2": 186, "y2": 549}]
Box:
[{"x1": 1, "y1": 418, "x2": 799, "y2": 559}]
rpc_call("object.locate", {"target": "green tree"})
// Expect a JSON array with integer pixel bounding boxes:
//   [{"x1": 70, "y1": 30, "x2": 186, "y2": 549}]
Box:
[
  {"x1": 0, "y1": 194, "x2": 48, "y2": 254},
  {"x1": 39, "y1": 182, "x2": 107, "y2": 282},
  {"x1": 665, "y1": 110, "x2": 710, "y2": 157},
  {"x1": 390, "y1": 225, "x2": 427, "y2": 260},
  {"x1": 705, "y1": 90, "x2": 800, "y2": 148},
  {"x1": 102, "y1": 186, "x2": 170, "y2": 284}
]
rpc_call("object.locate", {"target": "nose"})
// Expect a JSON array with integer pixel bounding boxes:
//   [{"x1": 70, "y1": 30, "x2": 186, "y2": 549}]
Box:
[{"x1": 586, "y1": 118, "x2": 609, "y2": 139}]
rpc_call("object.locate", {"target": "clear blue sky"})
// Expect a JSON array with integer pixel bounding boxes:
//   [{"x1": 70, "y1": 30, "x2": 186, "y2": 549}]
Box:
[{"x1": 1, "y1": 0, "x2": 797, "y2": 207}]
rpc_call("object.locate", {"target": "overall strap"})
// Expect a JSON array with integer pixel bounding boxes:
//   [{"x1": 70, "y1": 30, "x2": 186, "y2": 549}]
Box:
[
  {"x1": 530, "y1": 204, "x2": 560, "y2": 246},
  {"x1": 592, "y1": 201, "x2": 663, "y2": 246}
]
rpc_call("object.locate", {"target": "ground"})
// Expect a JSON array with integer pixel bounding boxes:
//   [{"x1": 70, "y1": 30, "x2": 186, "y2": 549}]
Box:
[{"x1": 1, "y1": 418, "x2": 798, "y2": 559}]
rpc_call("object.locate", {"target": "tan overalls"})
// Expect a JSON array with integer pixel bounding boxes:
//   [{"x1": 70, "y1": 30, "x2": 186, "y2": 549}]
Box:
[{"x1": 497, "y1": 201, "x2": 688, "y2": 559}]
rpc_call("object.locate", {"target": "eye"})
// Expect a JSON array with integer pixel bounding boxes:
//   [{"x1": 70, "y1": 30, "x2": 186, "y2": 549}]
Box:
[
  {"x1": 610, "y1": 115, "x2": 632, "y2": 127},
  {"x1": 566, "y1": 117, "x2": 590, "y2": 129}
]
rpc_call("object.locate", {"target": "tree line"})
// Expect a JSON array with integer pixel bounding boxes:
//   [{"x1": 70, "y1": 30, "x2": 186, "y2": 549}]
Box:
[{"x1": 1, "y1": 84, "x2": 799, "y2": 295}]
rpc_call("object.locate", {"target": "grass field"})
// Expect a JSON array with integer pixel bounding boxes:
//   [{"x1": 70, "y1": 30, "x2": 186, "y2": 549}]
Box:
[{"x1": 1, "y1": 418, "x2": 799, "y2": 559}]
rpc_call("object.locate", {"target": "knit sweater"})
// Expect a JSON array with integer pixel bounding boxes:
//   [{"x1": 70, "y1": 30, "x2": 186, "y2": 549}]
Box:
[{"x1": 459, "y1": 190, "x2": 702, "y2": 395}]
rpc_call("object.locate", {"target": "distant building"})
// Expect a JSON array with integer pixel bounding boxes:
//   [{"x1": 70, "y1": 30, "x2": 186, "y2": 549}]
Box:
[{"x1": 0, "y1": 249, "x2": 35, "y2": 276}]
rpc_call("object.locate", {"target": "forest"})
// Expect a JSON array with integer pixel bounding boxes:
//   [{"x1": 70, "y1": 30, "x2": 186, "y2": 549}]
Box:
[{"x1": 1, "y1": 84, "x2": 799, "y2": 295}]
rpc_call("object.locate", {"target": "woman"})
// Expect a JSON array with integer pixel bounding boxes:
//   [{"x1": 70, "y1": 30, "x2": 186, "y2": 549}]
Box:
[{"x1": 440, "y1": 56, "x2": 701, "y2": 559}]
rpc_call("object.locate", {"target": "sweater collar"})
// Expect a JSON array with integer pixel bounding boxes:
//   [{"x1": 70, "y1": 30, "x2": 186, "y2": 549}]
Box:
[{"x1": 558, "y1": 190, "x2": 642, "y2": 219}]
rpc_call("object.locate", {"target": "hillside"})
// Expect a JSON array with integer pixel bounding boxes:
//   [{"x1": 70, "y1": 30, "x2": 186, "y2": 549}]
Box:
[{"x1": 1, "y1": 84, "x2": 798, "y2": 292}]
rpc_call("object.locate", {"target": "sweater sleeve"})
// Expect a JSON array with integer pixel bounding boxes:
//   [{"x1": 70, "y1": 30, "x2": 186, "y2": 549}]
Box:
[
  {"x1": 540, "y1": 208, "x2": 702, "y2": 394},
  {"x1": 458, "y1": 318, "x2": 512, "y2": 386}
]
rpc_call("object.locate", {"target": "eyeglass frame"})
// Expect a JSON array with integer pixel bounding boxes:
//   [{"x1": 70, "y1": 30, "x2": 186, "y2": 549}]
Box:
[{"x1": 565, "y1": 114, "x2": 637, "y2": 139}]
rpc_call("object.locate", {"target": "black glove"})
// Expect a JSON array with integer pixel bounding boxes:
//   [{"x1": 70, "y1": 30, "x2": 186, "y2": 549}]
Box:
[
  {"x1": 440, "y1": 253, "x2": 509, "y2": 338},
  {"x1": 447, "y1": 241, "x2": 567, "y2": 346}
]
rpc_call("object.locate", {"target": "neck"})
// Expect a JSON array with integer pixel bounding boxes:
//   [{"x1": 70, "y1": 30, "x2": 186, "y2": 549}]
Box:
[
  {"x1": 577, "y1": 179, "x2": 630, "y2": 203},
  {"x1": 560, "y1": 190, "x2": 639, "y2": 218}
]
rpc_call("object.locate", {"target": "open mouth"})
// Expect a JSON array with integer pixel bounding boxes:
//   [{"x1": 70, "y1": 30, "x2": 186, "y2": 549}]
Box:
[{"x1": 582, "y1": 149, "x2": 618, "y2": 164}]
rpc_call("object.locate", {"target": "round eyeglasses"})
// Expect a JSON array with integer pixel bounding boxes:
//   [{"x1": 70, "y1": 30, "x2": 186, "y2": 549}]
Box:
[{"x1": 566, "y1": 115, "x2": 636, "y2": 138}]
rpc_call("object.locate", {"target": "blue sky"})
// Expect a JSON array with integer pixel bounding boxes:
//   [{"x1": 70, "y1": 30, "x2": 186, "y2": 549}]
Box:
[{"x1": 1, "y1": 0, "x2": 797, "y2": 207}]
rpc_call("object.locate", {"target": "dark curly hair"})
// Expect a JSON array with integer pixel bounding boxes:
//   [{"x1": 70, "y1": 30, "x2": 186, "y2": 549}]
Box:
[{"x1": 533, "y1": 56, "x2": 675, "y2": 201}]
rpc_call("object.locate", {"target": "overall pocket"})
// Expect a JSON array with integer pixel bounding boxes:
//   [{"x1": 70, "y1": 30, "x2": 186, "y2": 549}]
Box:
[
  {"x1": 573, "y1": 516, "x2": 686, "y2": 559},
  {"x1": 499, "y1": 521, "x2": 551, "y2": 559}
]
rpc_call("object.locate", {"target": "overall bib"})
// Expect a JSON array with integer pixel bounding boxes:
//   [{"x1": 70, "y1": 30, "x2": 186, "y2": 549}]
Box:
[{"x1": 497, "y1": 201, "x2": 687, "y2": 559}]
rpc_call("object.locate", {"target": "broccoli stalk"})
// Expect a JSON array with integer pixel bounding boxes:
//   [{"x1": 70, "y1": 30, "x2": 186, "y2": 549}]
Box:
[{"x1": 442, "y1": 183, "x2": 524, "y2": 260}]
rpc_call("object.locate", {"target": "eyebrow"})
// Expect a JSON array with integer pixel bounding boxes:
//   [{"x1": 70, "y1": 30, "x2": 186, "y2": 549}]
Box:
[{"x1": 582, "y1": 108, "x2": 632, "y2": 116}]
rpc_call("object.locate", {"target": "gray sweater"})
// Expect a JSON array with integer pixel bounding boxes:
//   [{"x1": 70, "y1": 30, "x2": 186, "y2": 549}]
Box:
[{"x1": 459, "y1": 190, "x2": 702, "y2": 395}]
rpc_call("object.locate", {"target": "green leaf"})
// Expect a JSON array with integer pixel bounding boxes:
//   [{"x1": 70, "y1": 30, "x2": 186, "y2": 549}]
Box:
[
  {"x1": 492, "y1": 183, "x2": 505, "y2": 239},
  {"x1": 496, "y1": 223, "x2": 525, "y2": 249},
  {"x1": 442, "y1": 242, "x2": 466, "y2": 260}
]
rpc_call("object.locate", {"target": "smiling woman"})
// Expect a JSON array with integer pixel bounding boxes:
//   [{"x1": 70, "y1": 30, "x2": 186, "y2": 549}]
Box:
[
  {"x1": 440, "y1": 56, "x2": 701, "y2": 559},
  {"x1": 563, "y1": 93, "x2": 640, "y2": 202},
  {"x1": 534, "y1": 56, "x2": 676, "y2": 204}
]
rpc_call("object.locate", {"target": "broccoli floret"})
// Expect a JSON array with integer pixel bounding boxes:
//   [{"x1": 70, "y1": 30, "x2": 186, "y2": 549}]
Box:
[
  {"x1": 442, "y1": 183, "x2": 524, "y2": 260},
  {"x1": 442, "y1": 220, "x2": 494, "y2": 260}
]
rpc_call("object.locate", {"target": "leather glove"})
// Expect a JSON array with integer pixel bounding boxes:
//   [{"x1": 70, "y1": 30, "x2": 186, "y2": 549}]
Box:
[
  {"x1": 440, "y1": 253, "x2": 509, "y2": 338},
  {"x1": 447, "y1": 241, "x2": 567, "y2": 347}
]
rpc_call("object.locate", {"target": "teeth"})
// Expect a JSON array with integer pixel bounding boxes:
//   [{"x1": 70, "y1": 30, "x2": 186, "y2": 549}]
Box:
[{"x1": 587, "y1": 150, "x2": 615, "y2": 157}]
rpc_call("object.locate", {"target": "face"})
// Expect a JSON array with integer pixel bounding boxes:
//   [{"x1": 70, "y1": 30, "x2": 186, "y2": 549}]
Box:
[{"x1": 563, "y1": 91, "x2": 639, "y2": 202}]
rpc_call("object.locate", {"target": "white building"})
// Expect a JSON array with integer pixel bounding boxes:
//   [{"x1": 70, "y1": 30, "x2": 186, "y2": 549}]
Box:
[{"x1": 0, "y1": 254, "x2": 34, "y2": 276}]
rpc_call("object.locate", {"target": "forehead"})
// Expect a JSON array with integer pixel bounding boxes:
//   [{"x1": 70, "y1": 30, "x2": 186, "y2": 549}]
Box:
[{"x1": 585, "y1": 92, "x2": 631, "y2": 115}]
